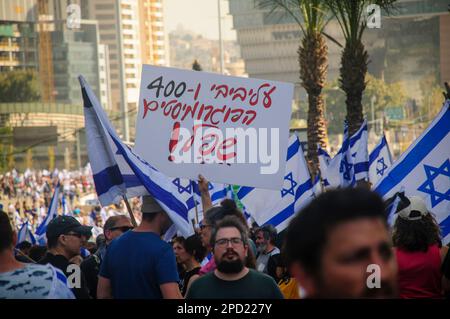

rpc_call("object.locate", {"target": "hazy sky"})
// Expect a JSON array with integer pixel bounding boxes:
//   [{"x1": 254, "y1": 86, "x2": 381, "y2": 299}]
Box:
[{"x1": 164, "y1": 0, "x2": 237, "y2": 40}]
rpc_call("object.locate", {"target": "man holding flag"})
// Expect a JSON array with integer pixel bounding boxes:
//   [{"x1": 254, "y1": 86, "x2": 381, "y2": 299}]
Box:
[{"x1": 97, "y1": 195, "x2": 182, "y2": 299}]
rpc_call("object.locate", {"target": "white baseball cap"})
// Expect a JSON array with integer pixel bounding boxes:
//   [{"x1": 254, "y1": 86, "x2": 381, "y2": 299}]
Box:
[{"x1": 397, "y1": 196, "x2": 428, "y2": 221}]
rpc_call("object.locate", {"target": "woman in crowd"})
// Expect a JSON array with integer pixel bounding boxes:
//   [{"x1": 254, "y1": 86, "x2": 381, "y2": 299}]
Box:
[
  {"x1": 392, "y1": 195, "x2": 450, "y2": 298},
  {"x1": 172, "y1": 234, "x2": 206, "y2": 297}
]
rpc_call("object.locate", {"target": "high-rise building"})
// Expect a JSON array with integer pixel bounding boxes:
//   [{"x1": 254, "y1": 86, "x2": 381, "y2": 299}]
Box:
[
  {"x1": 51, "y1": 20, "x2": 108, "y2": 107},
  {"x1": 139, "y1": 0, "x2": 167, "y2": 66},
  {"x1": 0, "y1": 1, "x2": 111, "y2": 169},
  {"x1": 228, "y1": 0, "x2": 450, "y2": 103},
  {"x1": 0, "y1": 0, "x2": 38, "y2": 72},
  {"x1": 86, "y1": 0, "x2": 168, "y2": 141}
]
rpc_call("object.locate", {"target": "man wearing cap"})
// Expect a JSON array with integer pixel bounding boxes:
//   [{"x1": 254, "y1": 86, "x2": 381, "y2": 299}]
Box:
[
  {"x1": 38, "y1": 215, "x2": 92, "y2": 299},
  {"x1": 97, "y1": 196, "x2": 182, "y2": 299}
]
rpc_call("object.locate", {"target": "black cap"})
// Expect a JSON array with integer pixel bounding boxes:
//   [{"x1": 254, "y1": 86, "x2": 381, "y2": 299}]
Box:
[{"x1": 46, "y1": 216, "x2": 92, "y2": 239}]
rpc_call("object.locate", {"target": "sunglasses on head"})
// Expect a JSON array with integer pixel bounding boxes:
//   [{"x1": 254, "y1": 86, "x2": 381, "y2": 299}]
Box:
[{"x1": 109, "y1": 226, "x2": 134, "y2": 233}]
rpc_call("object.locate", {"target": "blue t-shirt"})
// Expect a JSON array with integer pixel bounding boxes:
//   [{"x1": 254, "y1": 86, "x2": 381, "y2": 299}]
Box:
[{"x1": 99, "y1": 231, "x2": 179, "y2": 299}]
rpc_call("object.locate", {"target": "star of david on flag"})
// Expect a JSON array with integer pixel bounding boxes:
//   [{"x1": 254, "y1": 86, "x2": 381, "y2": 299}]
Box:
[
  {"x1": 374, "y1": 100, "x2": 450, "y2": 244},
  {"x1": 369, "y1": 134, "x2": 393, "y2": 185},
  {"x1": 237, "y1": 134, "x2": 316, "y2": 232},
  {"x1": 281, "y1": 172, "x2": 297, "y2": 197}
]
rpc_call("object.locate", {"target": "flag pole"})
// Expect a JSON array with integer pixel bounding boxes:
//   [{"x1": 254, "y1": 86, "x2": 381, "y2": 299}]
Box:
[
  {"x1": 122, "y1": 195, "x2": 137, "y2": 227},
  {"x1": 191, "y1": 180, "x2": 199, "y2": 225},
  {"x1": 14, "y1": 248, "x2": 36, "y2": 263}
]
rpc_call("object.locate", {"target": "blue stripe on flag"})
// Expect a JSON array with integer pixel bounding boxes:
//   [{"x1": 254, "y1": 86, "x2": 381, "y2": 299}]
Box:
[
  {"x1": 263, "y1": 179, "x2": 313, "y2": 227},
  {"x1": 56, "y1": 269, "x2": 68, "y2": 284},
  {"x1": 122, "y1": 174, "x2": 142, "y2": 188},
  {"x1": 440, "y1": 214, "x2": 450, "y2": 239},
  {"x1": 111, "y1": 135, "x2": 189, "y2": 221},
  {"x1": 375, "y1": 108, "x2": 450, "y2": 196},
  {"x1": 369, "y1": 137, "x2": 386, "y2": 164},
  {"x1": 93, "y1": 165, "x2": 124, "y2": 196},
  {"x1": 354, "y1": 162, "x2": 369, "y2": 174},
  {"x1": 350, "y1": 121, "x2": 367, "y2": 147},
  {"x1": 287, "y1": 137, "x2": 300, "y2": 161},
  {"x1": 236, "y1": 186, "x2": 254, "y2": 199},
  {"x1": 36, "y1": 184, "x2": 59, "y2": 236}
]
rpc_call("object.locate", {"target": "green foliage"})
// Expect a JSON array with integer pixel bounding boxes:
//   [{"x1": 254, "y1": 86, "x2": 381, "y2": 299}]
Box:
[
  {"x1": 324, "y1": 74, "x2": 408, "y2": 134},
  {"x1": 257, "y1": 0, "x2": 330, "y2": 35},
  {"x1": 324, "y1": 0, "x2": 397, "y2": 44},
  {"x1": 0, "y1": 69, "x2": 41, "y2": 102}
]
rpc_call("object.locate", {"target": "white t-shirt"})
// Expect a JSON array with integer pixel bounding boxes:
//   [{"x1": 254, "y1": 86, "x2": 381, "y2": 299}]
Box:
[{"x1": 0, "y1": 263, "x2": 75, "y2": 299}]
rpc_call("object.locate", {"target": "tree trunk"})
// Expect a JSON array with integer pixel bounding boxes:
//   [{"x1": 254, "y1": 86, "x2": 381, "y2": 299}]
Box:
[
  {"x1": 298, "y1": 32, "x2": 328, "y2": 176},
  {"x1": 340, "y1": 40, "x2": 368, "y2": 136}
]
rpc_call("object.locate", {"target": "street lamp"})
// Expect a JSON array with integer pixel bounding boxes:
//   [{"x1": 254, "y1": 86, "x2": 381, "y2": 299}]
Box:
[{"x1": 218, "y1": 0, "x2": 224, "y2": 74}]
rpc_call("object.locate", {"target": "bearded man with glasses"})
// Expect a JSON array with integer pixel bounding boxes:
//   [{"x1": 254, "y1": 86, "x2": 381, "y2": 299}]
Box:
[{"x1": 186, "y1": 216, "x2": 284, "y2": 299}]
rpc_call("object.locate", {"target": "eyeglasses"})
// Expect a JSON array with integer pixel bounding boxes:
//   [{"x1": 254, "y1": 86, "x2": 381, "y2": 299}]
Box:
[
  {"x1": 215, "y1": 237, "x2": 244, "y2": 248},
  {"x1": 109, "y1": 226, "x2": 134, "y2": 233}
]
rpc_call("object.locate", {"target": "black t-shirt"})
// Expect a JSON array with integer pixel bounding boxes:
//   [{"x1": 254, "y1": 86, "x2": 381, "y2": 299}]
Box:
[
  {"x1": 179, "y1": 267, "x2": 200, "y2": 297},
  {"x1": 80, "y1": 254, "x2": 101, "y2": 299},
  {"x1": 39, "y1": 252, "x2": 90, "y2": 299},
  {"x1": 186, "y1": 268, "x2": 284, "y2": 299}
]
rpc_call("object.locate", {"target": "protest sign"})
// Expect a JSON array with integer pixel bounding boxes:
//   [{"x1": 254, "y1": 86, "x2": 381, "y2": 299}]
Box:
[{"x1": 134, "y1": 65, "x2": 294, "y2": 190}]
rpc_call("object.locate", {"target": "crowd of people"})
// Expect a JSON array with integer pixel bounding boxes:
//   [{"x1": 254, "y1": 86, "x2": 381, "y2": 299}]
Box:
[
  {"x1": 1, "y1": 170, "x2": 450, "y2": 299},
  {"x1": 0, "y1": 168, "x2": 142, "y2": 238}
]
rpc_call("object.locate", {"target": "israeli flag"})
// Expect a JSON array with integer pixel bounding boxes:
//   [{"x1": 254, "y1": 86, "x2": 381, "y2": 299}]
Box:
[
  {"x1": 82, "y1": 78, "x2": 149, "y2": 206},
  {"x1": 318, "y1": 146, "x2": 331, "y2": 187},
  {"x1": 369, "y1": 134, "x2": 393, "y2": 185},
  {"x1": 237, "y1": 135, "x2": 316, "y2": 232},
  {"x1": 374, "y1": 100, "x2": 450, "y2": 244},
  {"x1": 80, "y1": 76, "x2": 193, "y2": 237},
  {"x1": 324, "y1": 120, "x2": 368, "y2": 188},
  {"x1": 170, "y1": 179, "x2": 230, "y2": 225},
  {"x1": 350, "y1": 120, "x2": 369, "y2": 181},
  {"x1": 35, "y1": 183, "x2": 60, "y2": 245},
  {"x1": 340, "y1": 127, "x2": 356, "y2": 187},
  {"x1": 62, "y1": 195, "x2": 71, "y2": 216},
  {"x1": 17, "y1": 221, "x2": 37, "y2": 245}
]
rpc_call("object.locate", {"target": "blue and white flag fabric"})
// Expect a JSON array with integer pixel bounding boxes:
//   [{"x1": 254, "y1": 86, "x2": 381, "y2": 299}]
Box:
[
  {"x1": 80, "y1": 76, "x2": 193, "y2": 237},
  {"x1": 62, "y1": 195, "x2": 71, "y2": 216},
  {"x1": 340, "y1": 126, "x2": 356, "y2": 187},
  {"x1": 369, "y1": 134, "x2": 393, "y2": 185},
  {"x1": 374, "y1": 100, "x2": 450, "y2": 244},
  {"x1": 80, "y1": 247, "x2": 91, "y2": 258},
  {"x1": 17, "y1": 221, "x2": 36, "y2": 245},
  {"x1": 349, "y1": 119, "x2": 369, "y2": 181},
  {"x1": 35, "y1": 183, "x2": 60, "y2": 245},
  {"x1": 323, "y1": 123, "x2": 349, "y2": 189},
  {"x1": 237, "y1": 135, "x2": 316, "y2": 232},
  {"x1": 318, "y1": 146, "x2": 331, "y2": 187},
  {"x1": 324, "y1": 120, "x2": 368, "y2": 188},
  {"x1": 82, "y1": 78, "x2": 148, "y2": 206}
]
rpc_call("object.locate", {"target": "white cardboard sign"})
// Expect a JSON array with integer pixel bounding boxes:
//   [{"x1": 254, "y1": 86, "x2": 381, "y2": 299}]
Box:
[{"x1": 134, "y1": 65, "x2": 294, "y2": 190}]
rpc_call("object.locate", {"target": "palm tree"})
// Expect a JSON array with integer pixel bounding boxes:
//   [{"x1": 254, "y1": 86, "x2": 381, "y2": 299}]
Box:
[
  {"x1": 324, "y1": 0, "x2": 396, "y2": 135},
  {"x1": 258, "y1": 0, "x2": 334, "y2": 175}
]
